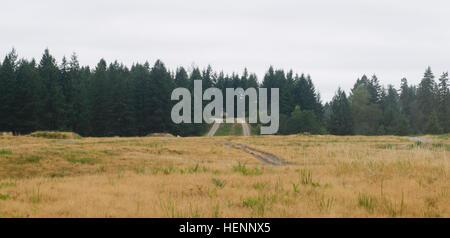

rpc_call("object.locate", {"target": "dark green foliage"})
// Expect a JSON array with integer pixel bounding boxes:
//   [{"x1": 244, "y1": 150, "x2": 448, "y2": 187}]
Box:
[
  {"x1": 0, "y1": 49, "x2": 18, "y2": 134},
  {"x1": 38, "y1": 49, "x2": 67, "y2": 131},
  {"x1": 438, "y1": 72, "x2": 450, "y2": 132},
  {"x1": 326, "y1": 88, "x2": 353, "y2": 135},
  {"x1": 279, "y1": 105, "x2": 324, "y2": 134},
  {"x1": 0, "y1": 49, "x2": 448, "y2": 136},
  {"x1": 425, "y1": 111, "x2": 443, "y2": 134},
  {"x1": 381, "y1": 85, "x2": 404, "y2": 135},
  {"x1": 350, "y1": 85, "x2": 382, "y2": 135}
]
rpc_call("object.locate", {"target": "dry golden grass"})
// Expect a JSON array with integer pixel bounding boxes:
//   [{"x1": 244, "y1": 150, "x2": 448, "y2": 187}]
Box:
[{"x1": 0, "y1": 133, "x2": 448, "y2": 217}]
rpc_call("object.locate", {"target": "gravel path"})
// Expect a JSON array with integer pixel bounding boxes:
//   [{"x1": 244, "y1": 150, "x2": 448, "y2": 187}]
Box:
[{"x1": 241, "y1": 122, "x2": 250, "y2": 136}]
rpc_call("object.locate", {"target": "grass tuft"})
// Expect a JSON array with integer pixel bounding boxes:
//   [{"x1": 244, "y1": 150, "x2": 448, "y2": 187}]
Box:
[
  {"x1": 233, "y1": 162, "x2": 263, "y2": 176},
  {"x1": 358, "y1": 193, "x2": 377, "y2": 213},
  {"x1": 212, "y1": 178, "x2": 226, "y2": 188}
]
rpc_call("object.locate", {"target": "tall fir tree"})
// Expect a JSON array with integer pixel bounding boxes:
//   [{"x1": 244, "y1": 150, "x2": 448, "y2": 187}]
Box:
[
  {"x1": 417, "y1": 67, "x2": 438, "y2": 131},
  {"x1": 38, "y1": 49, "x2": 67, "y2": 130},
  {"x1": 0, "y1": 49, "x2": 18, "y2": 133},
  {"x1": 89, "y1": 59, "x2": 112, "y2": 136},
  {"x1": 437, "y1": 72, "x2": 449, "y2": 132},
  {"x1": 327, "y1": 88, "x2": 353, "y2": 135},
  {"x1": 14, "y1": 59, "x2": 42, "y2": 134}
]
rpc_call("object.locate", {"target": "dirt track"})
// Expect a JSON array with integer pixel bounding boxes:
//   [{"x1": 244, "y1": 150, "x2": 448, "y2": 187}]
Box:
[
  {"x1": 407, "y1": 137, "x2": 434, "y2": 143},
  {"x1": 241, "y1": 122, "x2": 250, "y2": 136},
  {"x1": 224, "y1": 142, "x2": 287, "y2": 166}
]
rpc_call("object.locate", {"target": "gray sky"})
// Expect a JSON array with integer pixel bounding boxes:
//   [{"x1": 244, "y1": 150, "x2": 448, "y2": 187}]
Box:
[{"x1": 1, "y1": 0, "x2": 449, "y2": 102}]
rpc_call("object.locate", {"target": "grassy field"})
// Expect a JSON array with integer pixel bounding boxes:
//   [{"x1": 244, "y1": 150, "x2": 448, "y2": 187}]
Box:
[
  {"x1": 213, "y1": 123, "x2": 243, "y2": 136},
  {"x1": 0, "y1": 133, "x2": 449, "y2": 217}
]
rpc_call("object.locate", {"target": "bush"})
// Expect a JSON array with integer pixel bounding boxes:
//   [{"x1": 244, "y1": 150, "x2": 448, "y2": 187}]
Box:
[{"x1": 278, "y1": 106, "x2": 325, "y2": 135}]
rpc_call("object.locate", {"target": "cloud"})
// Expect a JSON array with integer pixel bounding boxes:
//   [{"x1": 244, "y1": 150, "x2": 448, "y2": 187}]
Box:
[{"x1": 1, "y1": 0, "x2": 449, "y2": 101}]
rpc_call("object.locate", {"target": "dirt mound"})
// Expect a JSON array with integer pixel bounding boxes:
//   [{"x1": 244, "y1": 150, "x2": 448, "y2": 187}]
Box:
[
  {"x1": 29, "y1": 131, "x2": 83, "y2": 139},
  {"x1": 147, "y1": 133, "x2": 175, "y2": 137}
]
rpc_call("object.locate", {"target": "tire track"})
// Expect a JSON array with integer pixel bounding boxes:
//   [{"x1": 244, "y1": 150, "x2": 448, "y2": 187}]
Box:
[{"x1": 224, "y1": 142, "x2": 288, "y2": 166}]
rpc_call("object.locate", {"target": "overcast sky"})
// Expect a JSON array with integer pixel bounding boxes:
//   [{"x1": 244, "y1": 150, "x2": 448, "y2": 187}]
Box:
[{"x1": 1, "y1": 0, "x2": 449, "y2": 102}]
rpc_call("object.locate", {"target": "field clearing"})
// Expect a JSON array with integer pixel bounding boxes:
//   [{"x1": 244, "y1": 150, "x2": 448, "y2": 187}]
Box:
[
  {"x1": 213, "y1": 123, "x2": 244, "y2": 136},
  {"x1": 0, "y1": 134, "x2": 449, "y2": 217}
]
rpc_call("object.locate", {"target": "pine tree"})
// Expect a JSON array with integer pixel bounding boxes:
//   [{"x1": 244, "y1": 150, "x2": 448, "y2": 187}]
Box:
[
  {"x1": 327, "y1": 88, "x2": 353, "y2": 135},
  {"x1": 262, "y1": 66, "x2": 276, "y2": 103},
  {"x1": 382, "y1": 85, "x2": 404, "y2": 135},
  {"x1": 67, "y1": 54, "x2": 91, "y2": 135},
  {"x1": 148, "y1": 60, "x2": 175, "y2": 133},
  {"x1": 172, "y1": 67, "x2": 195, "y2": 136},
  {"x1": 14, "y1": 59, "x2": 42, "y2": 134},
  {"x1": 131, "y1": 62, "x2": 152, "y2": 136},
  {"x1": 38, "y1": 49, "x2": 67, "y2": 130},
  {"x1": 108, "y1": 61, "x2": 136, "y2": 136},
  {"x1": 417, "y1": 67, "x2": 438, "y2": 131},
  {"x1": 399, "y1": 77, "x2": 419, "y2": 134},
  {"x1": 437, "y1": 72, "x2": 449, "y2": 132},
  {"x1": 425, "y1": 110, "x2": 443, "y2": 134},
  {"x1": 350, "y1": 84, "x2": 382, "y2": 135},
  {"x1": 89, "y1": 59, "x2": 112, "y2": 136},
  {"x1": 0, "y1": 49, "x2": 18, "y2": 133},
  {"x1": 368, "y1": 74, "x2": 382, "y2": 104}
]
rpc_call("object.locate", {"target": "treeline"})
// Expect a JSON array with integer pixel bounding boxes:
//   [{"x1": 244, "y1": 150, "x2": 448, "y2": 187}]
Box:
[
  {"x1": 0, "y1": 49, "x2": 448, "y2": 136},
  {"x1": 324, "y1": 70, "x2": 449, "y2": 135}
]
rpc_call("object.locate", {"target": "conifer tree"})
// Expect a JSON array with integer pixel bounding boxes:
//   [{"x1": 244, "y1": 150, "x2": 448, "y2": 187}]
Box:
[
  {"x1": 0, "y1": 49, "x2": 18, "y2": 133},
  {"x1": 437, "y1": 72, "x2": 449, "y2": 132},
  {"x1": 38, "y1": 49, "x2": 67, "y2": 130},
  {"x1": 327, "y1": 88, "x2": 353, "y2": 135}
]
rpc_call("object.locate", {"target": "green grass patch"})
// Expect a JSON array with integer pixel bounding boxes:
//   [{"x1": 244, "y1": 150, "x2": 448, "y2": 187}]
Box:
[
  {"x1": 431, "y1": 143, "x2": 450, "y2": 151},
  {"x1": 249, "y1": 123, "x2": 260, "y2": 135},
  {"x1": 49, "y1": 173, "x2": 65, "y2": 178},
  {"x1": 376, "y1": 144, "x2": 394, "y2": 149},
  {"x1": 29, "y1": 131, "x2": 82, "y2": 139},
  {"x1": 253, "y1": 181, "x2": 269, "y2": 190},
  {"x1": 0, "y1": 180, "x2": 16, "y2": 188},
  {"x1": 0, "y1": 193, "x2": 11, "y2": 200},
  {"x1": 9, "y1": 155, "x2": 42, "y2": 164},
  {"x1": 317, "y1": 196, "x2": 336, "y2": 211},
  {"x1": 152, "y1": 166, "x2": 176, "y2": 175},
  {"x1": 232, "y1": 162, "x2": 263, "y2": 176},
  {"x1": 0, "y1": 149, "x2": 12, "y2": 155},
  {"x1": 212, "y1": 178, "x2": 226, "y2": 188},
  {"x1": 66, "y1": 157, "x2": 101, "y2": 164},
  {"x1": 242, "y1": 195, "x2": 276, "y2": 216},
  {"x1": 214, "y1": 123, "x2": 243, "y2": 136},
  {"x1": 358, "y1": 193, "x2": 377, "y2": 213},
  {"x1": 298, "y1": 169, "x2": 320, "y2": 186}
]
